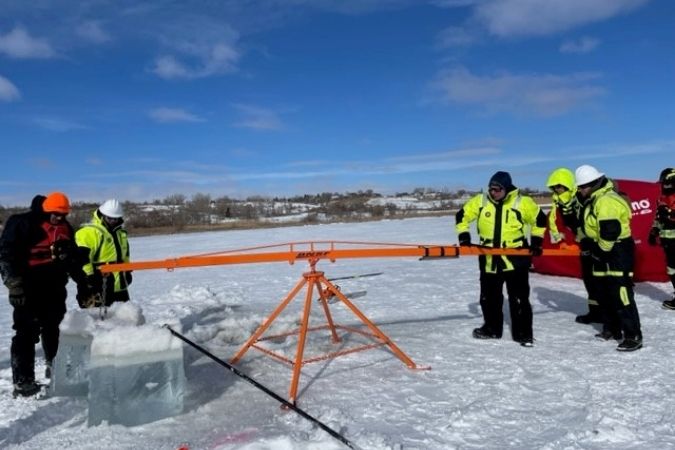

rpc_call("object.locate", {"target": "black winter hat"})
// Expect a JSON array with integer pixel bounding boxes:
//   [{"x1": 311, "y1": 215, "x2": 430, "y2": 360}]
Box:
[{"x1": 489, "y1": 171, "x2": 513, "y2": 190}]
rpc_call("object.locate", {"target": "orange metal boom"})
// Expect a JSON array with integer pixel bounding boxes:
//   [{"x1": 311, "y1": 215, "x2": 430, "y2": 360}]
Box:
[
  {"x1": 99, "y1": 241, "x2": 579, "y2": 273},
  {"x1": 98, "y1": 240, "x2": 579, "y2": 404}
]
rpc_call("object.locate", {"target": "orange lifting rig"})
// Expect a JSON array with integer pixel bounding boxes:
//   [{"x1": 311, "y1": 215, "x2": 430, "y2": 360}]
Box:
[{"x1": 100, "y1": 240, "x2": 579, "y2": 404}]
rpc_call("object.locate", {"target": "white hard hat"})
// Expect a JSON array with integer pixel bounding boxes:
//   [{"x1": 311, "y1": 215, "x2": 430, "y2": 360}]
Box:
[
  {"x1": 575, "y1": 165, "x2": 604, "y2": 186},
  {"x1": 99, "y1": 199, "x2": 124, "y2": 218}
]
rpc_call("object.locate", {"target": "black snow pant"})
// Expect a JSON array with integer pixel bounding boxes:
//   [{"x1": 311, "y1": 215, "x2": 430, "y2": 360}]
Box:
[
  {"x1": 593, "y1": 239, "x2": 642, "y2": 340},
  {"x1": 580, "y1": 253, "x2": 603, "y2": 319},
  {"x1": 11, "y1": 272, "x2": 67, "y2": 384},
  {"x1": 479, "y1": 262, "x2": 533, "y2": 341},
  {"x1": 661, "y1": 238, "x2": 675, "y2": 292}
]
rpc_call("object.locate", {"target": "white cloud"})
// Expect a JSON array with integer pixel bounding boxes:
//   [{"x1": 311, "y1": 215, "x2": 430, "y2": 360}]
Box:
[
  {"x1": 76, "y1": 21, "x2": 112, "y2": 44},
  {"x1": 474, "y1": 0, "x2": 648, "y2": 38},
  {"x1": 150, "y1": 19, "x2": 241, "y2": 80},
  {"x1": 232, "y1": 104, "x2": 284, "y2": 131},
  {"x1": 431, "y1": 67, "x2": 605, "y2": 116},
  {"x1": 152, "y1": 43, "x2": 239, "y2": 80},
  {"x1": 0, "y1": 26, "x2": 57, "y2": 59},
  {"x1": 0, "y1": 75, "x2": 20, "y2": 101},
  {"x1": 560, "y1": 36, "x2": 600, "y2": 54},
  {"x1": 33, "y1": 117, "x2": 86, "y2": 132},
  {"x1": 148, "y1": 107, "x2": 204, "y2": 123}
]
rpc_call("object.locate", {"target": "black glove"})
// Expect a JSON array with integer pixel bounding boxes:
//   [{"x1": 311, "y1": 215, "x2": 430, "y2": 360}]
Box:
[
  {"x1": 76, "y1": 274, "x2": 103, "y2": 308},
  {"x1": 579, "y1": 237, "x2": 594, "y2": 257},
  {"x1": 124, "y1": 271, "x2": 133, "y2": 286},
  {"x1": 529, "y1": 236, "x2": 544, "y2": 257},
  {"x1": 76, "y1": 282, "x2": 103, "y2": 308},
  {"x1": 648, "y1": 227, "x2": 659, "y2": 246},
  {"x1": 5, "y1": 277, "x2": 25, "y2": 307},
  {"x1": 51, "y1": 239, "x2": 76, "y2": 262},
  {"x1": 458, "y1": 232, "x2": 471, "y2": 246}
]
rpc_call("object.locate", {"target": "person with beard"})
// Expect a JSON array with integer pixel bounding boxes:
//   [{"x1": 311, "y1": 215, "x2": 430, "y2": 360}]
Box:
[{"x1": 455, "y1": 171, "x2": 547, "y2": 347}]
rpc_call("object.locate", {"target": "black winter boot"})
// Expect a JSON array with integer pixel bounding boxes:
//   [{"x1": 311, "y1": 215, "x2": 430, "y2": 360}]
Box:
[
  {"x1": 13, "y1": 379, "x2": 41, "y2": 398},
  {"x1": 472, "y1": 327, "x2": 500, "y2": 339},
  {"x1": 617, "y1": 337, "x2": 642, "y2": 352},
  {"x1": 662, "y1": 295, "x2": 675, "y2": 310}
]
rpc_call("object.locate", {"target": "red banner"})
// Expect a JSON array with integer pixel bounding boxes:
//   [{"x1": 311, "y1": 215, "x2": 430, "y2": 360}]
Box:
[{"x1": 533, "y1": 179, "x2": 668, "y2": 282}]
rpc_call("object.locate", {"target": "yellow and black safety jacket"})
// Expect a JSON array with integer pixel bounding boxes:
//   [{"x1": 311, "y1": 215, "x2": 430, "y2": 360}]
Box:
[
  {"x1": 75, "y1": 211, "x2": 130, "y2": 294},
  {"x1": 581, "y1": 180, "x2": 632, "y2": 253},
  {"x1": 456, "y1": 189, "x2": 546, "y2": 273}
]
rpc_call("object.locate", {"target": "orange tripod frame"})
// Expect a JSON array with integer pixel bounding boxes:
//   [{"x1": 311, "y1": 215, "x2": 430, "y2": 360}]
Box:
[{"x1": 101, "y1": 241, "x2": 579, "y2": 403}]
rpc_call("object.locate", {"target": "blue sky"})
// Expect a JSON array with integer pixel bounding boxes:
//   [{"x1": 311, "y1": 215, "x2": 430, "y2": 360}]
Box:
[{"x1": 0, "y1": 0, "x2": 673, "y2": 205}]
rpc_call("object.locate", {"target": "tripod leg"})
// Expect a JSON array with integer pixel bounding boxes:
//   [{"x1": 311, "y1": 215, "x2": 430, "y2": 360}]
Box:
[
  {"x1": 230, "y1": 276, "x2": 307, "y2": 364},
  {"x1": 289, "y1": 277, "x2": 315, "y2": 403},
  {"x1": 320, "y1": 276, "x2": 422, "y2": 369}
]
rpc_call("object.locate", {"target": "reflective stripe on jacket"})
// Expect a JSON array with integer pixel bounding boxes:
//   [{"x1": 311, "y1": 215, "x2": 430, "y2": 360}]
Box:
[
  {"x1": 581, "y1": 180, "x2": 632, "y2": 252},
  {"x1": 456, "y1": 189, "x2": 546, "y2": 272}
]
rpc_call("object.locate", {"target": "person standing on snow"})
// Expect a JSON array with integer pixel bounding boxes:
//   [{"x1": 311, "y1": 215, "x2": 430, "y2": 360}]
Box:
[
  {"x1": 75, "y1": 199, "x2": 131, "y2": 307},
  {"x1": 0, "y1": 193, "x2": 86, "y2": 397},
  {"x1": 648, "y1": 168, "x2": 675, "y2": 309},
  {"x1": 575, "y1": 165, "x2": 642, "y2": 351},
  {"x1": 455, "y1": 171, "x2": 547, "y2": 347},
  {"x1": 546, "y1": 168, "x2": 603, "y2": 324}
]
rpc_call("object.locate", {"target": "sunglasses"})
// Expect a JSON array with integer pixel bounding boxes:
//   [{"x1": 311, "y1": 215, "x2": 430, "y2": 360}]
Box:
[
  {"x1": 50, "y1": 213, "x2": 67, "y2": 219},
  {"x1": 488, "y1": 186, "x2": 504, "y2": 193},
  {"x1": 577, "y1": 182, "x2": 595, "y2": 190}
]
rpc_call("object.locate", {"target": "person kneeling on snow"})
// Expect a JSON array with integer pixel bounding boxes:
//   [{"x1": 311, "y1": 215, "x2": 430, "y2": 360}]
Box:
[{"x1": 75, "y1": 199, "x2": 132, "y2": 308}]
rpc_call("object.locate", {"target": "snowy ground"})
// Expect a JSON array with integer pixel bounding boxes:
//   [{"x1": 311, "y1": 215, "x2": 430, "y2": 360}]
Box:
[{"x1": 1, "y1": 216, "x2": 674, "y2": 450}]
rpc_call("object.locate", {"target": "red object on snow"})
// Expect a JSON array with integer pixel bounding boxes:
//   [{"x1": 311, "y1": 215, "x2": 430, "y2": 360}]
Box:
[{"x1": 532, "y1": 179, "x2": 668, "y2": 282}]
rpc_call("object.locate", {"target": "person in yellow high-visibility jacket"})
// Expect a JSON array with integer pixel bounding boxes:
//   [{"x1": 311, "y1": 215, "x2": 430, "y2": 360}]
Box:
[
  {"x1": 456, "y1": 171, "x2": 547, "y2": 347},
  {"x1": 75, "y1": 199, "x2": 131, "y2": 307},
  {"x1": 575, "y1": 165, "x2": 642, "y2": 352},
  {"x1": 546, "y1": 167, "x2": 603, "y2": 324}
]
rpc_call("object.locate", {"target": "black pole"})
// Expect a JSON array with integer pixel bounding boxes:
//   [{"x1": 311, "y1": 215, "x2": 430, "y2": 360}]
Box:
[
  {"x1": 328, "y1": 272, "x2": 383, "y2": 282},
  {"x1": 165, "y1": 326, "x2": 356, "y2": 449}
]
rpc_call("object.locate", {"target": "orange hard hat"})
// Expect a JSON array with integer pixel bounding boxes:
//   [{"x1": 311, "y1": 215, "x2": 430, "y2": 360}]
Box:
[{"x1": 43, "y1": 192, "x2": 71, "y2": 214}]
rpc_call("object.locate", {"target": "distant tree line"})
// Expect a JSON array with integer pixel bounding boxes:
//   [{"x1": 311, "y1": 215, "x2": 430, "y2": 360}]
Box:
[{"x1": 0, "y1": 187, "x2": 550, "y2": 235}]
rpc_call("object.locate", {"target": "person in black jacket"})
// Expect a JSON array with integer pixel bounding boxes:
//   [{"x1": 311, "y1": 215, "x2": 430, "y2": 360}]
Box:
[
  {"x1": 649, "y1": 168, "x2": 675, "y2": 308},
  {"x1": 0, "y1": 193, "x2": 86, "y2": 397}
]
